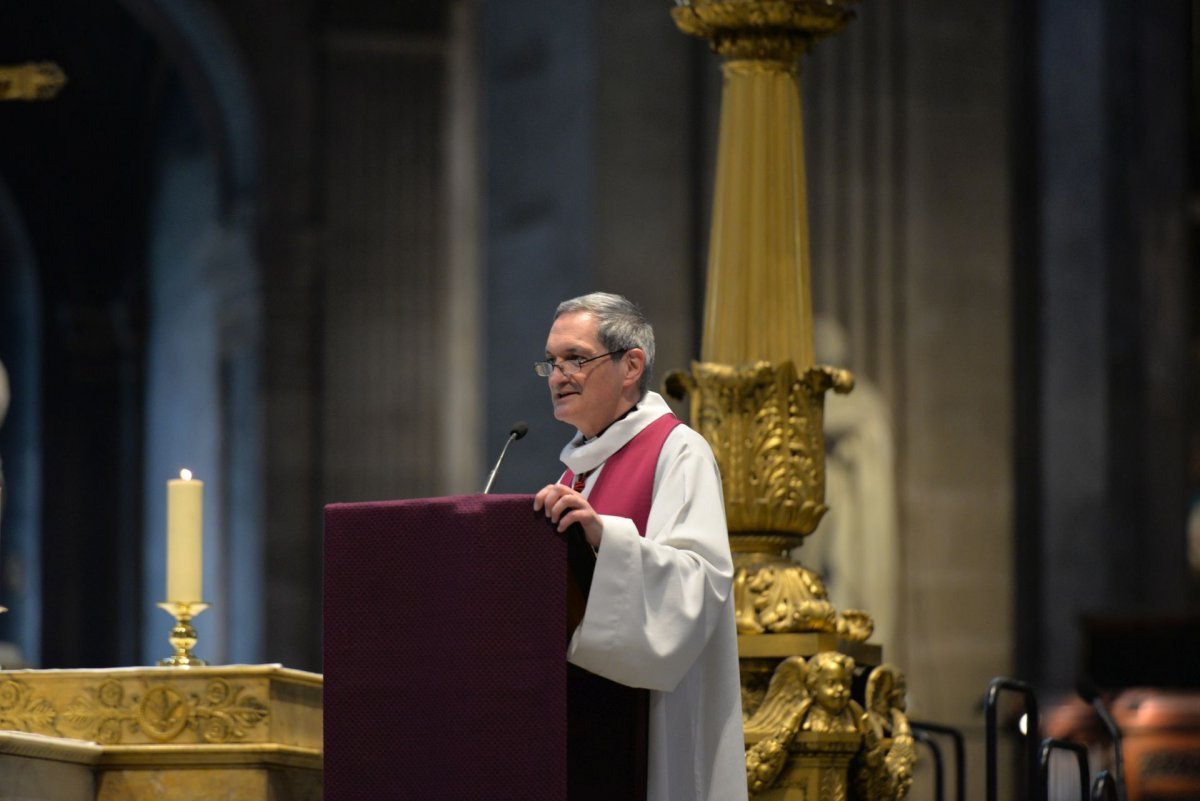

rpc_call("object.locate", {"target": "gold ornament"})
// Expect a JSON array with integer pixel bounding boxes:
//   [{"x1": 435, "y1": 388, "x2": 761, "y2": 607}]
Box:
[
  {"x1": 0, "y1": 679, "x2": 58, "y2": 734},
  {"x1": 0, "y1": 62, "x2": 66, "y2": 101},
  {"x1": 851, "y1": 665, "x2": 916, "y2": 801},
  {"x1": 62, "y1": 678, "x2": 268, "y2": 745},
  {"x1": 672, "y1": 0, "x2": 860, "y2": 61},
  {"x1": 668, "y1": 361, "x2": 852, "y2": 537}
]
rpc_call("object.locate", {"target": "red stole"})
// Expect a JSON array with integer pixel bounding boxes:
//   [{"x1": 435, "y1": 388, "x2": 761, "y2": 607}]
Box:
[
  {"x1": 562, "y1": 411, "x2": 681, "y2": 801},
  {"x1": 561, "y1": 412, "x2": 682, "y2": 533}
]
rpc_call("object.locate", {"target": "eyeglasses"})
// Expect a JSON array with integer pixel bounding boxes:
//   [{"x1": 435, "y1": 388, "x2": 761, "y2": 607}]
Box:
[{"x1": 534, "y1": 349, "x2": 628, "y2": 378}]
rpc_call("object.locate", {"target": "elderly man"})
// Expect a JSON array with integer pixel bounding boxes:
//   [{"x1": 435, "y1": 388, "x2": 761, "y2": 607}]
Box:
[{"x1": 533, "y1": 293, "x2": 747, "y2": 801}]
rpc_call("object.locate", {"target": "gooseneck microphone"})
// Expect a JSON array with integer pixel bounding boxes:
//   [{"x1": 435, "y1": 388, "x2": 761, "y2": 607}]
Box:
[
  {"x1": 482, "y1": 421, "x2": 529, "y2": 494},
  {"x1": 1077, "y1": 677, "x2": 1126, "y2": 801}
]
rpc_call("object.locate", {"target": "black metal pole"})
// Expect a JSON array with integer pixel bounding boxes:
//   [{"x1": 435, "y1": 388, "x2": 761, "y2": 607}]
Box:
[
  {"x1": 985, "y1": 677, "x2": 1040, "y2": 801},
  {"x1": 914, "y1": 728, "x2": 946, "y2": 801},
  {"x1": 911, "y1": 720, "x2": 966, "y2": 801}
]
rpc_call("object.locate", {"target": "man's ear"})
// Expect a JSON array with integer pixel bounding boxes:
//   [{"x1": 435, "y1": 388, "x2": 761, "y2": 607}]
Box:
[{"x1": 624, "y1": 348, "x2": 646, "y2": 390}]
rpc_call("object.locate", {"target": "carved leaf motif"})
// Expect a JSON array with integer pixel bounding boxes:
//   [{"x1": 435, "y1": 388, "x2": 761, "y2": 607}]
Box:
[
  {"x1": 690, "y1": 361, "x2": 840, "y2": 535},
  {"x1": 0, "y1": 680, "x2": 60, "y2": 734},
  {"x1": 194, "y1": 680, "x2": 269, "y2": 743},
  {"x1": 60, "y1": 678, "x2": 269, "y2": 744},
  {"x1": 745, "y1": 565, "x2": 838, "y2": 634},
  {"x1": 139, "y1": 685, "x2": 190, "y2": 742},
  {"x1": 65, "y1": 685, "x2": 136, "y2": 743}
]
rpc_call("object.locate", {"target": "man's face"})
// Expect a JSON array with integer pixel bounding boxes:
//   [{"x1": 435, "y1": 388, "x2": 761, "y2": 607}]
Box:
[{"x1": 544, "y1": 311, "x2": 627, "y2": 438}]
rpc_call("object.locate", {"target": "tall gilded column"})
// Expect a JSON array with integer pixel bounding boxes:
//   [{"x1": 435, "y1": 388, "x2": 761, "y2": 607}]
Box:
[
  {"x1": 668, "y1": 0, "x2": 863, "y2": 635},
  {"x1": 702, "y1": 55, "x2": 815, "y2": 368},
  {"x1": 670, "y1": 3, "x2": 914, "y2": 798}
]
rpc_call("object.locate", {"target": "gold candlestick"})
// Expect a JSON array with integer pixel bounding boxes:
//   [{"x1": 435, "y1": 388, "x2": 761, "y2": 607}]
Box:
[{"x1": 157, "y1": 601, "x2": 209, "y2": 667}]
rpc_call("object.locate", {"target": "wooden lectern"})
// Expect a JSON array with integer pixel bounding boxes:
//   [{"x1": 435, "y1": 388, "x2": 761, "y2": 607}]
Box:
[{"x1": 323, "y1": 494, "x2": 568, "y2": 801}]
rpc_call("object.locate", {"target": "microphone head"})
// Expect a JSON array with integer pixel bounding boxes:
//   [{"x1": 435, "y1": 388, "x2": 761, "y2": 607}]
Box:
[{"x1": 510, "y1": 421, "x2": 529, "y2": 440}]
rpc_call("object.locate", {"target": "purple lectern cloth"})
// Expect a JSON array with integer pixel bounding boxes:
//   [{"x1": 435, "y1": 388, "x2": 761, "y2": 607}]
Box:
[{"x1": 324, "y1": 494, "x2": 566, "y2": 801}]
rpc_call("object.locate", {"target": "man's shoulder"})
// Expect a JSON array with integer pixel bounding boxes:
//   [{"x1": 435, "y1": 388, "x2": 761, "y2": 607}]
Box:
[{"x1": 662, "y1": 420, "x2": 717, "y2": 461}]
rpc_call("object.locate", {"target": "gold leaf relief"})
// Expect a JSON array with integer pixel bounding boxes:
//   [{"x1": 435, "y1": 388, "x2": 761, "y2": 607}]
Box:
[
  {"x1": 64, "y1": 681, "x2": 137, "y2": 743},
  {"x1": 62, "y1": 678, "x2": 269, "y2": 745},
  {"x1": 138, "y1": 685, "x2": 190, "y2": 742},
  {"x1": 689, "y1": 361, "x2": 838, "y2": 535},
  {"x1": 0, "y1": 680, "x2": 58, "y2": 734},
  {"x1": 748, "y1": 565, "x2": 838, "y2": 634},
  {"x1": 193, "y1": 679, "x2": 269, "y2": 743}
]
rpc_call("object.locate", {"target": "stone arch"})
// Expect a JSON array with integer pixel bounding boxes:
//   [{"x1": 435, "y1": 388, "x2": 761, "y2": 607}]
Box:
[
  {"x1": 117, "y1": 0, "x2": 259, "y2": 218},
  {"x1": 0, "y1": 176, "x2": 44, "y2": 665},
  {"x1": 110, "y1": 0, "x2": 265, "y2": 664}
]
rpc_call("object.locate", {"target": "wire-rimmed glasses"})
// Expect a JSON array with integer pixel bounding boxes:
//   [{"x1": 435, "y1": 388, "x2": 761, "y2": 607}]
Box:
[{"x1": 534, "y1": 349, "x2": 628, "y2": 378}]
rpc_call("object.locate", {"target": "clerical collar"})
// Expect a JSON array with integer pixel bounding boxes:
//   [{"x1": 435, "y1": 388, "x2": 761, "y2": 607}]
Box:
[{"x1": 581, "y1": 400, "x2": 640, "y2": 444}]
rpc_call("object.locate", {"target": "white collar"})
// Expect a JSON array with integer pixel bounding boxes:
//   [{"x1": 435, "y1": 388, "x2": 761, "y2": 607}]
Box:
[{"x1": 559, "y1": 391, "x2": 674, "y2": 474}]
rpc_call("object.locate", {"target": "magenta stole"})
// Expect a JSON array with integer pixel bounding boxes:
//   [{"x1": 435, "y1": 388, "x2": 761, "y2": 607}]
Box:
[{"x1": 560, "y1": 413, "x2": 682, "y2": 801}]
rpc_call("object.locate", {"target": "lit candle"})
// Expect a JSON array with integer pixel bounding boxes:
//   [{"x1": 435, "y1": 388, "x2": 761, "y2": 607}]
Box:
[{"x1": 166, "y1": 469, "x2": 203, "y2": 603}]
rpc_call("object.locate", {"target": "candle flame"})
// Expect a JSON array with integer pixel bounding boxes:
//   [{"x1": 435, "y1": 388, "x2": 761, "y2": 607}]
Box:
[{"x1": 180, "y1": 468, "x2": 193, "y2": 481}]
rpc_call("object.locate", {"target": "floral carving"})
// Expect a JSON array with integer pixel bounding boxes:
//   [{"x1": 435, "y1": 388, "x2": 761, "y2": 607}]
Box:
[
  {"x1": 192, "y1": 678, "x2": 269, "y2": 743},
  {"x1": 0, "y1": 679, "x2": 58, "y2": 733},
  {"x1": 748, "y1": 565, "x2": 839, "y2": 634},
  {"x1": 64, "y1": 680, "x2": 132, "y2": 743},
  {"x1": 677, "y1": 361, "x2": 851, "y2": 536},
  {"x1": 63, "y1": 678, "x2": 268, "y2": 744}
]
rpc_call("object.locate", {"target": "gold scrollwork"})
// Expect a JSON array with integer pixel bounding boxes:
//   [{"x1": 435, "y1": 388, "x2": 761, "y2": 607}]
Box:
[
  {"x1": 0, "y1": 679, "x2": 59, "y2": 734},
  {"x1": 65, "y1": 680, "x2": 137, "y2": 744},
  {"x1": 851, "y1": 665, "x2": 916, "y2": 801},
  {"x1": 139, "y1": 685, "x2": 190, "y2": 742},
  {"x1": 748, "y1": 564, "x2": 838, "y2": 634},
  {"x1": 734, "y1": 563, "x2": 872, "y2": 639},
  {"x1": 63, "y1": 678, "x2": 269, "y2": 744},
  {"x1": 672, "y1": 0, "x2": 860, "y2": 61},
  {"x1": 192, "y1": 678, "x2": 269, "y2": 743},
  {"x1": 673, "y1": 361, "x2": 851, "y2": 536}
]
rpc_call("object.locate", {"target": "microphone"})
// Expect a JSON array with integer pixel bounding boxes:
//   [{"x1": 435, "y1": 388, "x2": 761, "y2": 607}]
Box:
[
  {"x1": 482, "y1": 421, "x2": 529, "y2": 494},
  {"x1": 1077, "y1": 677, "x2": 1126, "y2": 801}
]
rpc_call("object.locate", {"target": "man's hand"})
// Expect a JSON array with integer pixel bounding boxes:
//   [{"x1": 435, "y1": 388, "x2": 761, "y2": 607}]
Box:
[{"x1": 533, "y1": 483, "x2": 604, "y2": 549}]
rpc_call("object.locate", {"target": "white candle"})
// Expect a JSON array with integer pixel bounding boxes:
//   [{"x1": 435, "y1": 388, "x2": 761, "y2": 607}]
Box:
[{"x1": 166, "y1": 469, "x2": 203, "y2": 603}]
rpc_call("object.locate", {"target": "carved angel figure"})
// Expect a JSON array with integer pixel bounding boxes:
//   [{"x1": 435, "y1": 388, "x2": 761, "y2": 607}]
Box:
[
  {"x1": 796, "y1": 651, "x2": 862, "y2": 734},
  {"x1": 852, "y1": 664, "x2": 916, "y2": 801},
  {"x1": 743, "y1": 656, "x2": 810, "y2": 795}
]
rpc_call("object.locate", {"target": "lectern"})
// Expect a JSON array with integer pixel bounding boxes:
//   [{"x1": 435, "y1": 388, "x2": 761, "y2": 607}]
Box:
[{"x1": 324, "y1": 494, "x2": 567, "y2": 801}]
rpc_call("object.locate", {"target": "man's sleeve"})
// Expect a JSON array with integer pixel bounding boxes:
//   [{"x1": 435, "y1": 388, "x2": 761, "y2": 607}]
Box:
[{"x1": 566, "y1": 429, "x2": 734, "y2": 692}]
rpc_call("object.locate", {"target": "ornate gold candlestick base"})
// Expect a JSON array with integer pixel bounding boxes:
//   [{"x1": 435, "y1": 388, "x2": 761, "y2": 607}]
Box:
[
  {"x1": 157, "y1": 601, "x2": 210, "y2": 667},
  {"x1": 667, "y1": 361, "x2": 867, "y2": 638}
]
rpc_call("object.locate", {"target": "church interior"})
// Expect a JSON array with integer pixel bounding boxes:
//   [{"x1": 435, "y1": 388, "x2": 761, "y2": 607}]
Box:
[{"x1": 1, "y1": 0, "x2": 1198, "y2": 798}]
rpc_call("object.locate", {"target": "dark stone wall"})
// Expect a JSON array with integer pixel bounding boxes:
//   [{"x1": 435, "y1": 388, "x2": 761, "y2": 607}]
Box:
[{"x1": 0, "y1": 1, "x2": 1194, "y2": 714}]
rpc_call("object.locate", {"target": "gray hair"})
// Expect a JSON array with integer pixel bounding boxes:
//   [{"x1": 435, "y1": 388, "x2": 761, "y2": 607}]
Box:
[{"x1": 555, "y1": 292, "x2": 655, "y2": 396}]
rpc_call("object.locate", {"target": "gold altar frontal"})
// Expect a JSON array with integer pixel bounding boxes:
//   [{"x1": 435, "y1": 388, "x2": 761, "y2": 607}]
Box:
[{"x1": 0, "y1": 664, "x2": 322, "y2": 801}]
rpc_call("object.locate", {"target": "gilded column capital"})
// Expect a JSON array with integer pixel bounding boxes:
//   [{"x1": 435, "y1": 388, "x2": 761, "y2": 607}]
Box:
[
  {"x1": 671, "y1": 0, "x2": 860, "y2": 61},
  {"x1": 667, "y1": 361, "x2": 852, "y2": 537}
]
